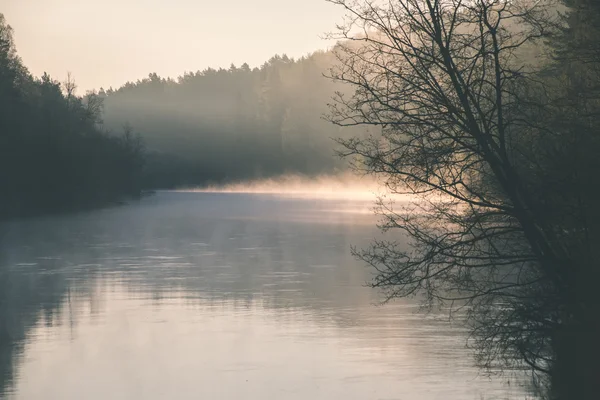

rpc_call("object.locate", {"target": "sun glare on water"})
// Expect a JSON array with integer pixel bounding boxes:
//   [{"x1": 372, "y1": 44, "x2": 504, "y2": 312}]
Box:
[{"x1": 181, "y1": 173, "x2": 389, "y2": 201}]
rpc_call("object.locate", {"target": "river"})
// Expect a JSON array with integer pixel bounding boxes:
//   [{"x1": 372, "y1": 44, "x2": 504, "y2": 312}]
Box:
[{"x1": 0, "y1": 191, "x2": 528, "y2": 399}]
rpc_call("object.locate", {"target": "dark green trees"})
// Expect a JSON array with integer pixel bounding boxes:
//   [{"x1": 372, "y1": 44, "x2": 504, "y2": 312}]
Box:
[{"x1": 0, "y1": 14, "x2": 145, "y2": 219}]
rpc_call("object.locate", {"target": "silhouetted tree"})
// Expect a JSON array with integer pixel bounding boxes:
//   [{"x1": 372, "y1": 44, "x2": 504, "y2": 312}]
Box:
[{"x1": 326, "y1": 0, "x2": 599, "y2": 398}]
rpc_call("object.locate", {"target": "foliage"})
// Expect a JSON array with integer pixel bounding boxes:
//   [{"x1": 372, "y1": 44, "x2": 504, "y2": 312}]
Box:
[{"x1": 0, "y1": 14, "x2": 145, "y2": 218}]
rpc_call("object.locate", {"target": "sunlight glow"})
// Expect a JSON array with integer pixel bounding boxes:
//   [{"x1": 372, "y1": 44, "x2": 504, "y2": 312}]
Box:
[{"x1": 182, "y1": 173, "x2": 387, "y2": 200}]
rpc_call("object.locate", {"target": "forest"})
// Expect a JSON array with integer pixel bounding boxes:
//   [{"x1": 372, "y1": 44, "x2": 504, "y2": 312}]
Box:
[
  {"x1": 98, "y1": 53, "x2": 365, "y2": 187},
  {"x1": 0, "y1": 14, "x2": 144, "y2": 218},
  {"x1": 1, "y1": 13, "x2": 366, "y2": 216}
]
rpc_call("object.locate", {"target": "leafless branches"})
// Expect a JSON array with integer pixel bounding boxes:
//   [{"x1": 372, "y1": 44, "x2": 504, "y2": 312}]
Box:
[{"x1": 325, "y1": 0, "x2": 566, "y2": 386}]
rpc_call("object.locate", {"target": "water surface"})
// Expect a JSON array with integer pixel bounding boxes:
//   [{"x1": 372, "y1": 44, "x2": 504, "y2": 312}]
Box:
[{"x1": 0, "y1": 191, "x2": 526, "y2": 399}]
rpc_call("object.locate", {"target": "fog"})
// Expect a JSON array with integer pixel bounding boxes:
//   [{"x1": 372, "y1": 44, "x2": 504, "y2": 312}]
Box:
[
  {"x1": 99, "y1": 51, "x2": 371, "y2": 188},
  {"x1": 187, "y1": 173, "x2": 388, "y2": 200}
]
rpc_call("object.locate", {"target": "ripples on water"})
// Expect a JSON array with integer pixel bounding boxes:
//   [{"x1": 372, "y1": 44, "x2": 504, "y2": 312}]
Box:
[{"x1": 0, "y1": 192, "x2": 528, "y2": 399}]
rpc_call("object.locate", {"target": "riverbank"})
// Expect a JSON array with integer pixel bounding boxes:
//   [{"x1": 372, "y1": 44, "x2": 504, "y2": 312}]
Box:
[{"x1": 0, "y1": 190, "x2": 155, "y2": 222}]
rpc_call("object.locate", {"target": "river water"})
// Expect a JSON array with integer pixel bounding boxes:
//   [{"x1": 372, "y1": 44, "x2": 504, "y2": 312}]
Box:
[{"x1": 0, "y1": 191, "x2": 527, "y2": 399}]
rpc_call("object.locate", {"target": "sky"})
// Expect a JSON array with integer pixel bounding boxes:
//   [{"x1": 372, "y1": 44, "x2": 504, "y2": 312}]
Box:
[{"x1": 3, "y1": 0, "x2": 344, "y2": 92}]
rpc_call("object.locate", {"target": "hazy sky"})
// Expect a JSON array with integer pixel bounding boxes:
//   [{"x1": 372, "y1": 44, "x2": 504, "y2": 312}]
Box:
[{"x1": 3, "y1": 0, "x2": 343, "y2": 92}]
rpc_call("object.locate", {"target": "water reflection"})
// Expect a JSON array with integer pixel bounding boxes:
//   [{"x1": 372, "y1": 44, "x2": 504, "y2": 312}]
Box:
[{"x1": 0, "y1": 192, "x2": 526, "y2": 399}]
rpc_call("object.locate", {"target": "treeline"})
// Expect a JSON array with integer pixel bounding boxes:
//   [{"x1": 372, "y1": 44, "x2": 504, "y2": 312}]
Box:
[
  {"x1": 99, "y1": 52, "x2": 363, "y2": 187},
  {"x1": 0, "y1": 14, "x2": 144, "y2": 219},
  {"x1": 0, "y1": 10, "x2": 365, "y2": 218}
]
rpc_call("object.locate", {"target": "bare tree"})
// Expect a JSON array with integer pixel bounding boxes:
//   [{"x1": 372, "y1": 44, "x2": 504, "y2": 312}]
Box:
[
  {"x1": 63, "y1": 71, "x2": 77, "y2": 106},
  {"x1": 325, "y1": 0, "x2": 599, "y2": 398}
]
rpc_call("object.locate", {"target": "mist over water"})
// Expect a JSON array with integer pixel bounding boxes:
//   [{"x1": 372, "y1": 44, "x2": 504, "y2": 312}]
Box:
[
  {"x1": 0, "y1": 191, "x2": 528, "y2": 400},
  {"x1": 188, "y1": 173, "x2": 399, "y2": 201}
]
